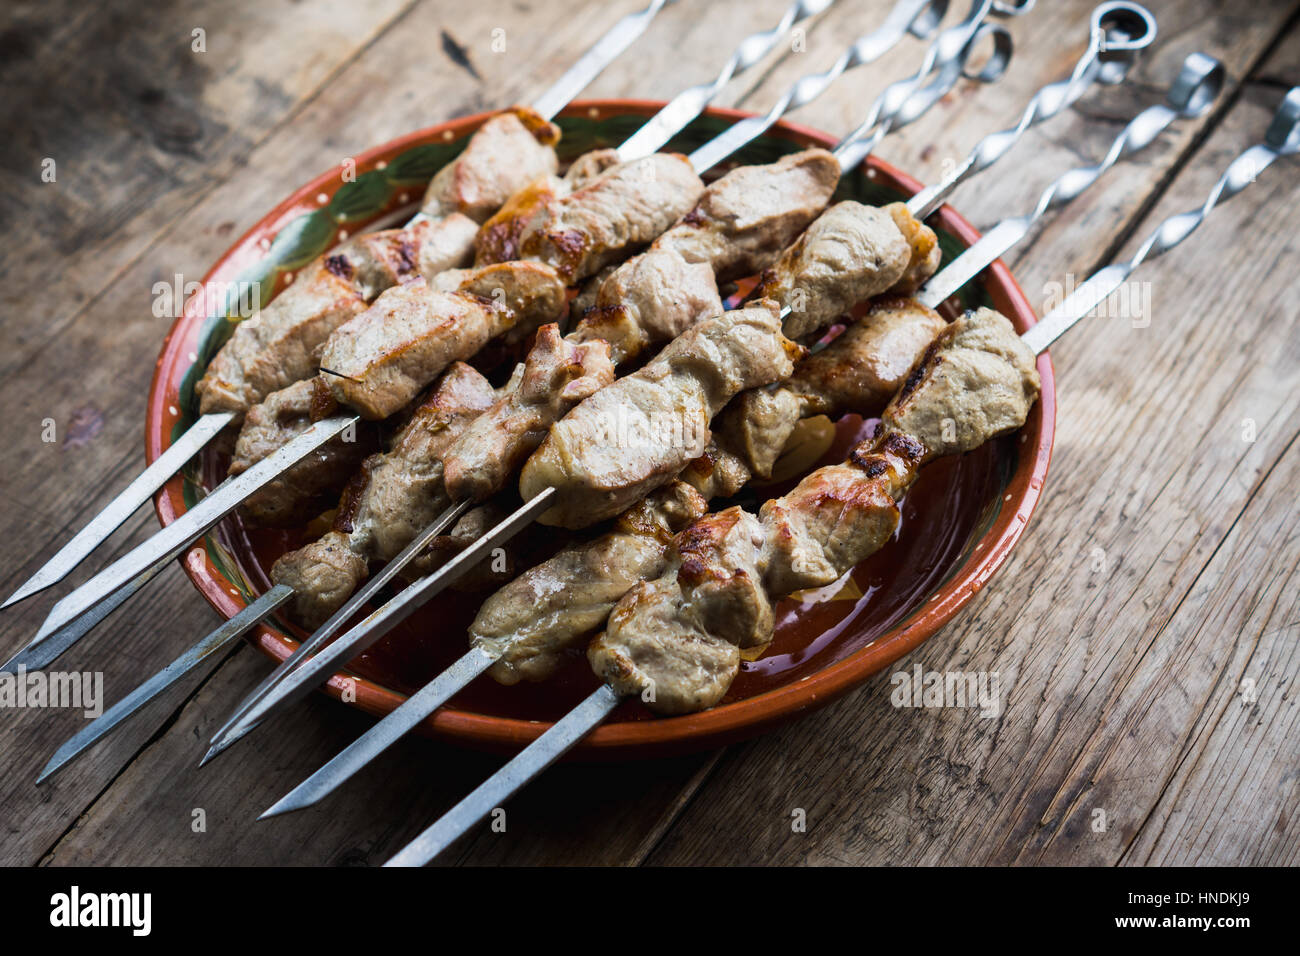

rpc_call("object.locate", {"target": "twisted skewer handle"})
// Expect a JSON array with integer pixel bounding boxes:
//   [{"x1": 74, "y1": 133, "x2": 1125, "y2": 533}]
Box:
[
  {"x1": 918, "y1": 50, "x2": 1224, "y2": 309},
  {"x1": 1024, "y1": 87, "x2": 1300, "y2": 353},
  {"x1": 687, "y1": 0, "x2": 946, "y2": 171},
  {"x1": 831, "y1": 0, "x2": 1033, "y2": 171},
  {"x1": 908, "y1": 1, "x2": 1156, "y2": 218},
  {"x1": 619, "y1": 0, "x2": 835, "y2": 161},
  {"x1": 835, "y1": 22, "x2": 1015, "y2": 172}
]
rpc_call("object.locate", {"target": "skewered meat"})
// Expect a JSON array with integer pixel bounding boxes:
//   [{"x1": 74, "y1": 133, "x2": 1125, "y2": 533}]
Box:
[
  {"x1": 196, "y1": 107, "x2": 561, "y2": 418},
  {"x1": 474, "y1": 149, "x2": 620, "y2": 265},
  {"x1": 591, "y1": 308, "x2": 1040, "y2": 714},
  {"x1": 419, "y1": 107, "x2": 561, "y2": 223},
  {"x1": 320, "y1": 260, "x2": 566, "y2": 419},
  {"x1": 652, "y1": 148, "x2": 841, "y2": 283},
  {"x1": 465, "y1": 299, "x2": 944, "y2": 684},
  {"x1": 228, "y1": 378, "x2": 378, "y2": 526},
  {"x1": 753, "y1": 201, "x2": 939, "y2": 339},
  {"x1": 471, "y1": 481, "x2": 709, "y2": 684},
  {"x1": 226, "y1": 258, "x2": 566, "y2": 513},
  {"x1": 517, "y1": 153, "x2": 705, "y2": 282},
  {"x1": 442, "y1": 324, "x2": 616, "y2": 502},
  {"x1": 195, "y1": 216, "x2": 478, "y2": 416},
  {"x1": 571, "y1": 246, "x2": 724, "y2": 364},
  {"x1": 721, "y1": 297, "x2": 944, "y2": 479},
  {"x1": 887, "y1": 203, "x2": 942, "y2": 294},
  {"x1": 271, "y1": 362, "x2": 500, "y2": 626},
  {"x1": 570, "y1": 264, "x2": 618, "y2": 317},
  {"x1": 519, "y1": 300, "x2": 802, "y2": 528},
  {"x1": 405, "y1": 502, "x2": 520, "y2": 592},
  {"x1": 436, "y1": 157, "x2": 865, "y2": 513}
]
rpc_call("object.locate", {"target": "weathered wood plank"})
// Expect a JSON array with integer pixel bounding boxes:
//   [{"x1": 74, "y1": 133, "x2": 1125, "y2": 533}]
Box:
[{"x1": 0, "y1": 0, "x2": 418, "y2": 363}]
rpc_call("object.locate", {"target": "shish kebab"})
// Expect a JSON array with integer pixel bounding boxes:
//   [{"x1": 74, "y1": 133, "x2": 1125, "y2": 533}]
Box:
[
  {"x1": 258, "y1": 46, "x2": 1223, "y2": 814},
  {"x1": 26, "y1": 0, "x2": 967, "y2": 769},
  {"x1": 383, "y1": 87, "x2": 1300, "y2": 866},
  {"x1": 9, "y1": 0, "x2": 857, "y2": 666},
  {"x1": 204, "y1": 5, "x2": 1033, "y2": 758},
  {"x1": 2, "y1": 0, "x2": 686, "y2": 614}
]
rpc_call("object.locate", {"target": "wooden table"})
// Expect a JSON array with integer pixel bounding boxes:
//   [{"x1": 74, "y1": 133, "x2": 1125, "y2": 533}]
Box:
[{"x1": 1, "y1": 0, "x2": 1296, "y2": 867}]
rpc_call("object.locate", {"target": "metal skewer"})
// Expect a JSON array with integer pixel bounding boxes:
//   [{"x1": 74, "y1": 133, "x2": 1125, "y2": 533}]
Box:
[
  {"x1": 383, "y1": 86, "x2": 1300, "y2": 866},
  {"x1": 37, "y1": 585, "x2": 295, "y2": 783},
  {"x1": 266, "y1": 32, "x2": 1215, "y2": 824},
  {"x1": 1, "y1": 0, "x2": 681, "y2": 615},
  {"x1": 617, "y1": 0, "x2": 839, "y2": 161},
  {"x1": 917, "y1": 50, "x2": 1222, "y2": 309},
  {"x1": 685, "y1": 0, "x2": 950, "y2": 171},
  {"x1": 5, "y1": 415, "x2": 359, "y2": 666},
  {"x1": 1024, "y1": 85, "x2": 1300, "y2": 352},
  {"x1": 208, "y1": 15, "x2": 1020, "y2": 761}
]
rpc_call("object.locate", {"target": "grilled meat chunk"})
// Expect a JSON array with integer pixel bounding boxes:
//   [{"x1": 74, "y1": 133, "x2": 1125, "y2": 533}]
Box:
[
  {"x1": 680, "y1": 441, "x2": 755, "y2": 501},
  {"x1": 442, "y1": 298, "x2": 944, "y2": 685},
  {"x1": 654, "y1": 148, "x2": 841, "y2": 282},
  {"x1": 571, "y1": 247, "x2": 724, "y2": 365},
  {"x1": 443, "y1": 324, "x2": 616, "y2": 502},
  {"x1": 320, "y1": 260, "x2": 566, "y2": 419},
  {"x1": 271, "y1": 362, "x2": 499, "y2": 626},
  {"x1": 269, "y1": 533, "x2": 370, "y2": 631},
  {"x1": 753, "y1": 201, "x2": 939, "y2": 340},
  {"x1": 405, "y1": 502, "x2": 519, "y2": 591},
  {"x1": 420, "y1": 107, "x2": 561, "y2": 222},
  {"x1": 594, "y1": 307, "x2": 1040, "y2": 714},
  {"x1": 519, "y1": 300, "x2": 801, "y2": 528},
  {"x1": 518, "y1": 153, "x2": 705, "y2": 282},
  {"x1": 888, "y1": 203, "x2": 942, "y2": 294},
  {"x1": 473, "y1": 149, "x2": 620, "y2": 265},
  {"x1": 229, "y1": 378, "x2": 378, "y2": 526},
  {"x1": 721, "y1": 297, "x2": 945, "y2": 478},
  {"x1": 471, "y1": 481, "x2": 709, "y2": 684}
]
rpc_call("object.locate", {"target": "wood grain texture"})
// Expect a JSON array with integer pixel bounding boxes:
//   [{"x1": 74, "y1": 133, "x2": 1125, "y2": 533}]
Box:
[{"x1": 0, "y1": 0, "x2": 1296, "y2": 867}]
